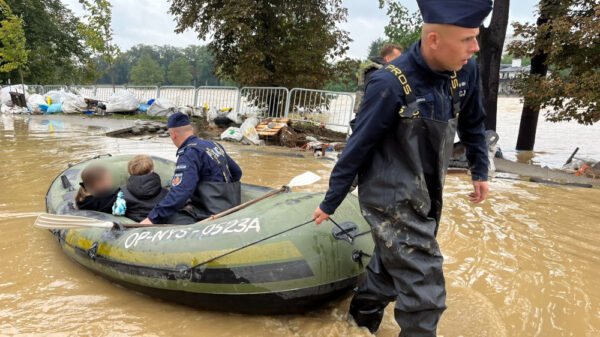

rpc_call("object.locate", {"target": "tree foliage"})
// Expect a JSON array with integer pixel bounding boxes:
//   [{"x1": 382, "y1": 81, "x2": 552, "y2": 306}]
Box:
[
  {"x1": 509, "y1": 0, "x2": 600, "y2": 125},
  {"x1": 167, "y1": 56, "x2": 192, "y2": 85},
  {"x1": 130, "y1": 54, "x2": 163, "y2": 86},
  {"x1": 77, "y1": 0, "x2": 120, "y2": 87},
  {"x1": 0, "y1": 0, "x2": 92, "y2": 85},
  {"x1": 0, "y1": 0, "x2": 28, "y2": 76},
  {"x1": 367, "y1": 38, "x2": 386, "y2": 59},
  {"x1": 168, "y1": 0, "x2": 352, "y2": 89},
  {"x1": 93, "y1": 44, "x2": 221, "y2": 86},
  {"x1": 378, "y1": 0, "x2": 422, "y2": 50}
]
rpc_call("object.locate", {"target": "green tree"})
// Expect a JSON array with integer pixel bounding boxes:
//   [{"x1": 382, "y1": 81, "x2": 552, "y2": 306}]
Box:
[
  {"x1": 130, "y1": 54, "x2": 163, "y2": 86},
  {"x1": 77, "y1": 0, "x2": 120, "y2": 89},
  {"x1": 183, "y1": 45, "x2": 220, "y2": 86},
  {"x1": 0, "y1": 0, "x2": 29, "y2": 85},
  {"x1": 367, "y1": 38, "x2": 387, "y2": 59},
  {"x1": 167, "y1": 56, "x2": 192, "y2": 85},
  {"x1": 378, "y1": 1, "x2": 422, "y2": 50},
  {"x1": 509, "y1": 0, "x2": 599, "y2": 150},
  {"x1": 0, "y1": 0, "x2": 90, "y2": 85},
  {"x1": 169, "y1": 0, "x2": 351, "y2": 89}
]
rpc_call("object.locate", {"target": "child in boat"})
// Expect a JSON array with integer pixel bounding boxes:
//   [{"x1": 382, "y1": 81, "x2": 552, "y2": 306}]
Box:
[
  {"x1": 75, "y1": 165, "x2": 119, "y2": 213},
  {"x1": 112, "y1": 155, "x2": 168, "y2": 222}
]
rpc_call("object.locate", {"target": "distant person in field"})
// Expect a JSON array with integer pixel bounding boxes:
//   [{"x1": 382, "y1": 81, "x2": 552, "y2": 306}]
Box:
[{"x1": 353, "y1": 43, "x2": 403, "y2": 119}]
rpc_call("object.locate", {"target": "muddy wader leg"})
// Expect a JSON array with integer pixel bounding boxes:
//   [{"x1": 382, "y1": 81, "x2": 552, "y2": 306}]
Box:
[{"x1": 350, "y1": 206, "x2": 447, "y2": 337}]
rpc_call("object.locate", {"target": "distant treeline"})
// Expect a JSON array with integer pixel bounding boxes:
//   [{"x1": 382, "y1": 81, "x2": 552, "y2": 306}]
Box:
[{"x1": 94, "y1": 44, "x2": 225, "y2": 87}]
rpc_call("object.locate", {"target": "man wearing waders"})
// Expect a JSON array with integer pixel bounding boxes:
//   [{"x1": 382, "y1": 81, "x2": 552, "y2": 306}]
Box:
[{"x1": 313, "y1": 0, "x2": 492, "y2": 336}]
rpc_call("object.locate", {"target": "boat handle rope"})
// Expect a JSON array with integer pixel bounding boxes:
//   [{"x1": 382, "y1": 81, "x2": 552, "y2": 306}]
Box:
[{"x1": 187, "y1": 217, "x2": 358, "y2": 272}]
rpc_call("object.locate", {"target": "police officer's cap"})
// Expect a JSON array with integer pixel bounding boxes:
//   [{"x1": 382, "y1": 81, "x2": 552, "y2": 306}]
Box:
[
  {"x1": 167, "y1": 112, "x2": 191, "y2": 128},
  {"x1": 417, "y1": 0, "x2": 493, "y2": 28}
]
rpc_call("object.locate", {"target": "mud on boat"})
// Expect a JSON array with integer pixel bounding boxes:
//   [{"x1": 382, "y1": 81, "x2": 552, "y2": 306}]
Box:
[{"x1": 44, "y1": 155, "x2": 374, "y2": 314}]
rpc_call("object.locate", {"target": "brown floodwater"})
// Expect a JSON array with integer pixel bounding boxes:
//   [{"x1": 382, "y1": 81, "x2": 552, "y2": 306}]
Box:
[{"x1": 1, "y1": 114, "x2": 599, "y2": 337}]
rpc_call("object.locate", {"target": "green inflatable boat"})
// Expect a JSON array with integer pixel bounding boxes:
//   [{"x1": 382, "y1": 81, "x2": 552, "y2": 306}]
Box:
[{"x1": 44, "y1": 155, "x2": 374, "y2": 314}]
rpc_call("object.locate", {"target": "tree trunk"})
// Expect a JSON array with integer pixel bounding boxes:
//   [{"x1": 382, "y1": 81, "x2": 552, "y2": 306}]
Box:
[
  {"x1": 515, "y1": 0, "x2": 553, "y2": 151},
  {"x1": 19, "y1": 66, "x2": 25, "y2": 93},
  {"x1": 477, "y1": 0, "x2": 510, "y2": 131}
]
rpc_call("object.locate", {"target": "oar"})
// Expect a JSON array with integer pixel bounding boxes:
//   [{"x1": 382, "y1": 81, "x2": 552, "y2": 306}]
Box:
[
  {"x1": 34, "y1": 171, "x2": 321, "y2": 230},
  {"x1": 198, "y1": 171, "x2": 321, "y2": 223}
]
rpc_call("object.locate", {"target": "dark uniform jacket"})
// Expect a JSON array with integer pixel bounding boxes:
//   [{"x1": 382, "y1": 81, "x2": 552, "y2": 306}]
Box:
[
  {"x1": 120, "y1": 173, "x2": 168, "y2": 222},
  {"x1": 76, "y1": 190, "x2": 119, "y2": 214},
  {"x1": 320, "y1": 41, "x2": 489, "y2": 215},
  {"x1": 148, "y1": 135, "x2": 242, "y2": 223}
]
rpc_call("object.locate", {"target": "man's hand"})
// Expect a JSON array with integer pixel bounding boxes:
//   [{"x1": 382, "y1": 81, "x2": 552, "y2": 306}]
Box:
[
  {"x1": 140, "y1": 217, "x2": 153, "y2": 225},
  {"x1": 469, "y1": 181, "x2": 489, "y2": 203},
  {"x1": 313, "y1": 206, "x2": 330, "y2": 225}
]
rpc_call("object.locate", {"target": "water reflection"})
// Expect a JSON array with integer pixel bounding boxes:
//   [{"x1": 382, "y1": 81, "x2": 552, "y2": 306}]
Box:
[{"x1": 0, "y1": 114, "x2": 599, "y2": 337}]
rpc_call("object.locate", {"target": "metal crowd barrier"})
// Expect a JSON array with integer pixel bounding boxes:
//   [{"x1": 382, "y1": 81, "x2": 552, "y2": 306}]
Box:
[
  {"x1": 94, "y1": 85, "x2": 126, "y2": 101},
  {"x1": 25, "y1": 84, "x2": 357, "y2": 133},
  {"x1": 69, "y1": 85, "x2": 96, "y2": 98},
  {"x1": 43, "y1": 85, "x2": 68, "y2": 93},
  {"x1": 127, "y1": 86, "x2": 159, "y2": 104},
  {"x1": 26, "y1": 85, "x2": 45, "y2": 95},
  {"x1": 238, "y1": 87, "x2": 289, "y2": 119},
  {"x1": 158, "y1": 86, "x2": 196, "y2": 106},
  {"x1": 196, "y1": 86, "x2": 239, "y2": 111},
  {"x1": 286, "y1": 88, "x2": 355, "y2": 133}
]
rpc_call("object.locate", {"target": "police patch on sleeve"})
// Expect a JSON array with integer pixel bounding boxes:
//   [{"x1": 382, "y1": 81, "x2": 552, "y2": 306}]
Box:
[{"x1": 172, "y1": 172, "x2": 183, "y2": 186}]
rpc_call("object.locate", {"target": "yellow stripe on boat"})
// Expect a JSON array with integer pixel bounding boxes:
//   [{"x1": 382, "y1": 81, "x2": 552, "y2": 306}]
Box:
[{"x1": 65, "y1": 230, "x2": 302, "y2": 267}]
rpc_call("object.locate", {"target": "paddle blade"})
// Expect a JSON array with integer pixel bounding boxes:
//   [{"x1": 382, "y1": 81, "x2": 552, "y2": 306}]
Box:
[
  {"x1": 287, "y1": 171, "x2": 321, "y2": 188},
  {"x1": 34, "y1": 214, "x2": 114, "y2": 229}
]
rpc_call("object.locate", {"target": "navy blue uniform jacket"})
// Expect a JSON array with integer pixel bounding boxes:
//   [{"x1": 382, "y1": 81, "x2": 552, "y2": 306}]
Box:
[
  {"x1": 148, "y1": 135, "x2": 242, "y2": 223},
  {"x1": 320, "y1": 41, "x2": 489, "y2": 215}
]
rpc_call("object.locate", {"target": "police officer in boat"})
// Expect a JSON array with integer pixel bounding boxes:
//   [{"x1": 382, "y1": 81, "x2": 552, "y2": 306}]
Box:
[
  {"x1": 141, "y1": 112, "x2": 242, "y2": 225},
  {"x1": 313, "y1": 0, "x2": 492, "y2": 335}
]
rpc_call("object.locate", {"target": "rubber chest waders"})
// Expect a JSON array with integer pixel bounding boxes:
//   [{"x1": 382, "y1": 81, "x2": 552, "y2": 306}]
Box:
[{"x1": 349, "y1": 67, "x2": 460, "y2": 337}]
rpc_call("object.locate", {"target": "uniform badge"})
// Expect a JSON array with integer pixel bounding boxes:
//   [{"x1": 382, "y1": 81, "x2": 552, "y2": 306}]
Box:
[{"x1": 172, "y1": 173, "x2": 183, "y2": 186}]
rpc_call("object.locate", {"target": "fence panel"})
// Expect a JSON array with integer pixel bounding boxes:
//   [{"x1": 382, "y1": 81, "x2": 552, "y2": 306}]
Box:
[
  {"x1": 238, "y1": 87, "x2": 289, "y2": 119},
  {"x1": 95, "y1": 86, "x2": 126, "y2": 102},
  {"x1": 158, "y1": 86, "x2": 196, "y2": 106},
  {"x1": 196, "y1": 86, "x2": 239, "y2": 111},
  {"x1": 43, "y1": 85, "x2": 68, "y2": 93},
  {"x1": 69, "y1": 85, "x2": 96, "y2": 98},
  {"x1": 126, "y1": 86, "x2": 159, "y2": 103},
  {"x1": 287, "y1": 88, "x2": 355, "y2": 134},
  {"x1": 26, "y1": 85, "x2": 44, "y2": 94}
]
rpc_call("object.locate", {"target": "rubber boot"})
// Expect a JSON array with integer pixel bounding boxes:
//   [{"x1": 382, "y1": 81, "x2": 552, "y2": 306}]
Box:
[{"x1": 348, "y1": 298, "x2": 385, "y2": 334}]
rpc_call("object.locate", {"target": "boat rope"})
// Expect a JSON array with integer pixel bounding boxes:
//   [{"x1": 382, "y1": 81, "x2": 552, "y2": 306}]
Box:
[
  {"x1": 187, "y1": 217, "x2": 361, "y2": 271},
  {"x1": 187, "y1": 219, "x2": 316, "y2": 271}
]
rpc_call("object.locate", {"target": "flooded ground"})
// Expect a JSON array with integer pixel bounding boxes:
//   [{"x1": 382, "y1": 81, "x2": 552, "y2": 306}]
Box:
[
  {"x1": 1, "y1": 112, "x2": 599, "y2": 337},
  {"x1": 495, "y1": 97, "x2": 600, "y2": 168}
]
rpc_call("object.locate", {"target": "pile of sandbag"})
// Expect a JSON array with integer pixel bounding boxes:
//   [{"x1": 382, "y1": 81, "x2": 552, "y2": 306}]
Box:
[
  {"x1": 0, "y1": 85, "x2": 30, "y2": 113},
  {"x1": 62, "y1": 93, "x2": 87, "y2": 114},
  {"x1": 106, "y1": 91, "x2": 139, "y2": 113},
  {"x1": 220, "y1": 117, "x2": 261, "y2": 145},
  {"x1": 27, "y1": 94, "x2": 46, "y2": 114}
]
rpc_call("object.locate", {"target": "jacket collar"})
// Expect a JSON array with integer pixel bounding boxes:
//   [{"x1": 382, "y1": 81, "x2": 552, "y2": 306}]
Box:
[
  {"x1": 409, "y1": 40, "x2": 453, "y2": 80},
  {"x1": 179, "y1": 135, "x2": 197, "y2": 149}
]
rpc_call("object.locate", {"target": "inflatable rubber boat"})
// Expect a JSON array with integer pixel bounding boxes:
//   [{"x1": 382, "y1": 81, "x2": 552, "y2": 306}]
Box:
[{"x1": 44, "y1": 155, "x2": 374, "y2": 314}]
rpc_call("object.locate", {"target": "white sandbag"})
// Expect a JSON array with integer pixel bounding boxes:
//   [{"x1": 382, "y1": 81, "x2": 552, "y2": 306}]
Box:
[
  {"x1": 226, "y1": 110, "x2": 242, "y2": 124},
  {"x1": 44, "y1": 90, "x2": 68, "y2": 105},
  {"x1": 220, "y1": 127, "x2": 243, "y2": 142},
  {"x1": 239, "y1": 117, "x2": 260, "y2": 145},
  {"x1": 1, "y1": 104, "x2": 28, "y2": 114},
  {"x1": 147, "y1": 98, "x2": 176, "y2": 117},
  {"x1": 241, "y1": 126, "x2": 260, "y2": 145},
  {"x1": 62, "y1": 93, "x2": 87, "y2": 114},
  {"x1": 0, "y1": 85, "x2": 29, "y2": 106},
  {"x1": 106, "y1": 91, "x2": 139, "y2": 113},
  {"x1": 27, "y1": 94, "x2": 47, "y2": 114}
]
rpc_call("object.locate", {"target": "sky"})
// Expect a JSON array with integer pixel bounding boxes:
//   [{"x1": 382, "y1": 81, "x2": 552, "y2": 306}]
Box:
[{"x1": 61, "y1": 0, "x2": 539, "y2": 59}]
